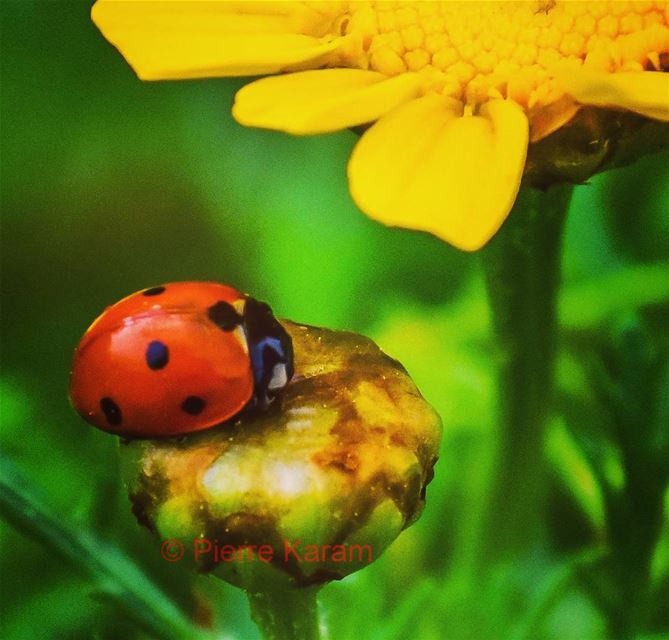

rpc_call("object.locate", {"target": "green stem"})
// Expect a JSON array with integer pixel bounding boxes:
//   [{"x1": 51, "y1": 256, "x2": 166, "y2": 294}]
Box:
[
  {"x1": 478, "y1": 183, "x2": 573, "y2": 562},
  {"x1": 247, "y1": 586, "x2": 322, "y2": 640}
]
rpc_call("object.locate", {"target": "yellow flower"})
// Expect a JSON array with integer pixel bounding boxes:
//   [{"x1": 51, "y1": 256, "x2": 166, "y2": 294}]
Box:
[{"x1": 92, "y1": 1, "x2": 669, "y2": 251}]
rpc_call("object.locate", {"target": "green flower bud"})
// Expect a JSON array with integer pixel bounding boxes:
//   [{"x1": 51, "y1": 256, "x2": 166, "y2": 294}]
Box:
[{"x1": 120, "y1": 322, "x2": 441, "y2": 592}]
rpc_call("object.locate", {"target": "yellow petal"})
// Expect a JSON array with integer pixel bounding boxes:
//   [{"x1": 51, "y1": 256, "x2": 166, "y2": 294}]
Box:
[
  {"x1": 232, "y1": 69, "x2": 422, "y2": 135},
  {"x1": 91, "y1": 0, "x2": 340, "y2": 80},
  {"x1": 348, "y1": 98, "x2": 529, "y2": 251},
  {"x1": 556, "y1": 67, "x2": 669, "y2": 122}
]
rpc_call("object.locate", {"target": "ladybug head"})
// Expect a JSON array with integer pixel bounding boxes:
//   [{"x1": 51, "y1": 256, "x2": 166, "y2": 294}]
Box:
[{"x1": 242, "y1": 297, "x2": 294, "y2": 407}]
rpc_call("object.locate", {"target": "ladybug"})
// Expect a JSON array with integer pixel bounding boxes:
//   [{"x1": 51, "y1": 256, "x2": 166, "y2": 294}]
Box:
[{"x1": 69, "y1": 282, "x2": 293, "y2": 438}]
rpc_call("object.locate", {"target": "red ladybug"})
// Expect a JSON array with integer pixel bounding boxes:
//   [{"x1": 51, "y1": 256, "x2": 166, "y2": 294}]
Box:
[{"x1": 69, "y1": 282, "x2": 293, "y2": 438}]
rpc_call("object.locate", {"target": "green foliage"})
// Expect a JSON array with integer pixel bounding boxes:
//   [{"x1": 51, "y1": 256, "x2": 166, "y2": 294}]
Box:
[
  {"x1": 1, "y1": 2, "x2": 668, "y2": 639},
  {"x1": 0, "y1": 457, "x2": 210, "y2": 640}
]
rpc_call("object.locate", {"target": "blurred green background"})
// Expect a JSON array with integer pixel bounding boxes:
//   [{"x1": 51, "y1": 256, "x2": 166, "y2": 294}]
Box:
[{"x1": 2, "y1": 2, "x2": 669, "y2": 639}]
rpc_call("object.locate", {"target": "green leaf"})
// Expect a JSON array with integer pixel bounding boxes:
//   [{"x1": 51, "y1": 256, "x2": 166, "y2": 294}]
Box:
[
  {"x1": 0, "y1": 455, "x2": 212, "y2": 640},
  {"x1": 560, "y1": 263, "x2": 669, "y2": 331}
]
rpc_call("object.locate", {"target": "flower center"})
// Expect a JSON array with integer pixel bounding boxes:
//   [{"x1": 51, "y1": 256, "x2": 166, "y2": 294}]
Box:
[{"x1": 331, "y1": 1, "x2": 669, "y2": 107}]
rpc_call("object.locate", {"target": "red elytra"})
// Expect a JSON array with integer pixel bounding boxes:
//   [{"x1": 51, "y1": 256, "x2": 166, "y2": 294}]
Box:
[{"x1": 69, "y1": 282, "x2": 254, "y2": 438}]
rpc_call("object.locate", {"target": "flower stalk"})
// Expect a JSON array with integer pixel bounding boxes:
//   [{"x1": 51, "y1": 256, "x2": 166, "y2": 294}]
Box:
[
  {"x1": 247, "y1": 586, "x2": 321, "y2": 640},
  {"x1": 479, "y1": 183, "x2": 573, "y2": 561}
]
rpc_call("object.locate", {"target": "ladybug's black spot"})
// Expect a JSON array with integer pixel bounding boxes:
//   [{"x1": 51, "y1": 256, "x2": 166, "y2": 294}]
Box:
[
  {"x1": 146, "y1": 340, "x2": 169, "y2": 370},
  {"x1": 181, "y1": 396, "x2": 206, "y2": 415},
  {"x1": 208, "y1": 301, "x2": 241, "y2": 331},
  {"x1": 143, "y1": 286, "x2": 165, "y2": 296},
  {"x1": 100, "y1": 397, "x2": 122, "y2": 426}
]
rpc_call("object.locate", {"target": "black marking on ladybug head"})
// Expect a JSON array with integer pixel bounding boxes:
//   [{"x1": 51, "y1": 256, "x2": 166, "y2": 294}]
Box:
[
  {"x1": 100, "y1": 397, "x2": 122, "y2": 425},
  {"x1": 242, "y1": 297, "x2": 294, "y2": 407},
  {"x1": 143, "y1": 286, "x2": 165, "y2": 296},
  {"x1": 146, "y1": 340, "x2": 169, "y2": 370},
  {"x1": 181, "y1": 396, "x2": 205, "y2": 415},
  {"x1": 208, "y1": 301, "x2": 242, "y2": 332}
]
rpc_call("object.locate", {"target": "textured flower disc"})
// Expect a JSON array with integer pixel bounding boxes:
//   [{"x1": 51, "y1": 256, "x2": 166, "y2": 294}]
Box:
[{"x1": 121, "y1": 321, "x2": 442, "y2": 591}]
